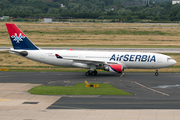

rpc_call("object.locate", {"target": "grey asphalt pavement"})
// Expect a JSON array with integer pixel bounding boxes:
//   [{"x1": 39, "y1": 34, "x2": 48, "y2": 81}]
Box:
[{"x1": 1, "y1": 71, "x2": 180, "y2": 109}]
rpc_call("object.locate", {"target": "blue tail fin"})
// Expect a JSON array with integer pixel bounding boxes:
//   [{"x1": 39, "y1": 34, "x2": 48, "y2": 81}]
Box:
[{"x1": 6, "y1": 23, "x2": 39, "y2": 50}]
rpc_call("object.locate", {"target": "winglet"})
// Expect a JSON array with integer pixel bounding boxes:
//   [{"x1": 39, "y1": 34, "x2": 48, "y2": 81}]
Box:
[{"x1": 6, "y1": 23, "x2": 39, "y2": 50}]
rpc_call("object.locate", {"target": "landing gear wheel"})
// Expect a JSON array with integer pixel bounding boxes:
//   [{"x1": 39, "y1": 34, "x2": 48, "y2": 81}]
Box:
[
  {"x1": 94, "y1": 71, "x2": 97, "y2": 75},
  {"x1": 91, "y1": 71, "x2": 97, "y2": 76},
  {"x1": 85, "y1": 70, "x2": 97, "y2": 76},
  {"x1": 91, "y1": 72, "x2": 96, "y2": 76},
  {"x1": 85, "y1": 71, "x2": 90, "y2": 76},
  {"x1": 155, "y1": 69, "x2": 159, "y2": 76},
  {"x1": 155, "y1": 72, "x2": 158, "y2": 76}
]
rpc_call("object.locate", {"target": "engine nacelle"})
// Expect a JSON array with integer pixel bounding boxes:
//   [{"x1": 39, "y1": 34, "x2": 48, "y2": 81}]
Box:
[{"x1": 104, "y1": 64, "x2": 123, "y2": 73}]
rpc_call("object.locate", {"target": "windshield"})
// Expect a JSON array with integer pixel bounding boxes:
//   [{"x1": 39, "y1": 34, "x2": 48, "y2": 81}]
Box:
[{"x1": 167, "y1": 58, "x2": 173, "y2": 61}]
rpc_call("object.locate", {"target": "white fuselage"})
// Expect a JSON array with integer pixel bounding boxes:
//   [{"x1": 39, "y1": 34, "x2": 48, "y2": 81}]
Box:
[
  {"x1": 6, "y1": 23, "x2": 177, "y2": 75},
  {"x1": 13, "y1": 49, "x2": 177, "y2": 70}
]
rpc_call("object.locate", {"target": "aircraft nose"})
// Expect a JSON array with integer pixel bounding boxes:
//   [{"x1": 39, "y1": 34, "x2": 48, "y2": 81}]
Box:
[{"x1": 173, "y1": 59, "x2": 177, "y2": 65}]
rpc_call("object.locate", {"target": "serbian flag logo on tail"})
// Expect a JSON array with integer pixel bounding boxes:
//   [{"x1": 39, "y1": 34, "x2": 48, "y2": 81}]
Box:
[
  {"x1": 11, "y1": 33, "x2": 25, "y2": 43},
  {"x1": 6, "y1": 23, "x2": 39, "y2": 50}
]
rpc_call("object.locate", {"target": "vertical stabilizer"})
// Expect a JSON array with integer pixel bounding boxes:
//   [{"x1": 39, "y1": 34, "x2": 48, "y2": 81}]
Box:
[{"x1": 6, "y1": 23, "x2": 39, "y2": 50}]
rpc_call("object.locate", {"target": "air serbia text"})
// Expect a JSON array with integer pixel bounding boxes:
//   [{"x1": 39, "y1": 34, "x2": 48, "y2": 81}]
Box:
[{"x1": 109, "y1": 54, "x2": 156, "y2": 62}]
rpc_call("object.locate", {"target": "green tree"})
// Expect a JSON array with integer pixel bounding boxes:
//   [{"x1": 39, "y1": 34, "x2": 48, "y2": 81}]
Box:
[
  {"x1": 126, "y1": 14, "x2": 133, "y2": 21},
  {"x1": 0, "y1": 2, "x2": 5, "y2": 10},
  {"x1": 153, "y1": 15, "x2": 159, "y2": 21},
  {"x1": 176, "y1": 12, "x2": 180, "y2": 20},
  {"x1": 48, "y1": 8, "x2": 59, "y2": 14},
  {"x1": 138, "y1": 13, "x2": 146, "y2": 19}
]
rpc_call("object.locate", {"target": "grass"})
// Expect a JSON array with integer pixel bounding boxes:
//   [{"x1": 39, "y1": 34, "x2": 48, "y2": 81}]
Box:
[
  {"x1": 22, "y1": 29, "x2": 169, "y2": 35},
  {"x1": 4, "y1": 45, "x2": 180, "y2": 48},
  {"x1": 1, "y1": 22, "x2": 180, "y2": 48},
  {"x1": 28, "y1": 83, "x2": 132, "y2": 95},
  {"x1": 36, "y1": 45, "x2": 180, "y2": 48}
]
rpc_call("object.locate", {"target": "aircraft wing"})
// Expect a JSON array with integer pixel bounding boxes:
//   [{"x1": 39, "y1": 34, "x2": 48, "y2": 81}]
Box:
[{"x1": 63, "y1": 58, "x2": 118, "y2": 65}]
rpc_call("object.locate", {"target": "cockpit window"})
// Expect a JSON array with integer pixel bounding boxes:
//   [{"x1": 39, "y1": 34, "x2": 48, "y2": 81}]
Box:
[{"x1": 167, "y1": 58, "x2": 172, "y2": 61}]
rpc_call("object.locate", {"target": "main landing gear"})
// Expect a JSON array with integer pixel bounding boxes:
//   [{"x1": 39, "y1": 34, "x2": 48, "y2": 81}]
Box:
[
  {"x1": 85, "y1": 70, "x2": 97, "y2": 76},
  {"x1": 155, "y1": 69, "x2": 159, "y2": 76}
]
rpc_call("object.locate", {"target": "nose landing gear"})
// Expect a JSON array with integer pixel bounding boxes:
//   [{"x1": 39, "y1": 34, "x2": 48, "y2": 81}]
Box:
[{"x1": 155, "y1": 69, "x2": 159, "y2": 76}]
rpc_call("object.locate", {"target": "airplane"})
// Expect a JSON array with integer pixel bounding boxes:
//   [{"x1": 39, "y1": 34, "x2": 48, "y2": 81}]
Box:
[{"x1": 5, "y1": 23, "x2": 177, "y2": 76}]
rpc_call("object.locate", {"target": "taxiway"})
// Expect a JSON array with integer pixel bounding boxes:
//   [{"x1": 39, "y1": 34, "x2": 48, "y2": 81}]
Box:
[
  {"x1": 1, "y1": 72, "x2": 180, "y2": 109},
  {"x1": 1, "y1": 71, "x2": 180, "y2": 119}
]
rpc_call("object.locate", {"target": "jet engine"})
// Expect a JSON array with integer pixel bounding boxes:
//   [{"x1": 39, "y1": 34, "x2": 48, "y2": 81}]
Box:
[{"x1": 104, "y1": 64, "x2": 124, "y2": 73}]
